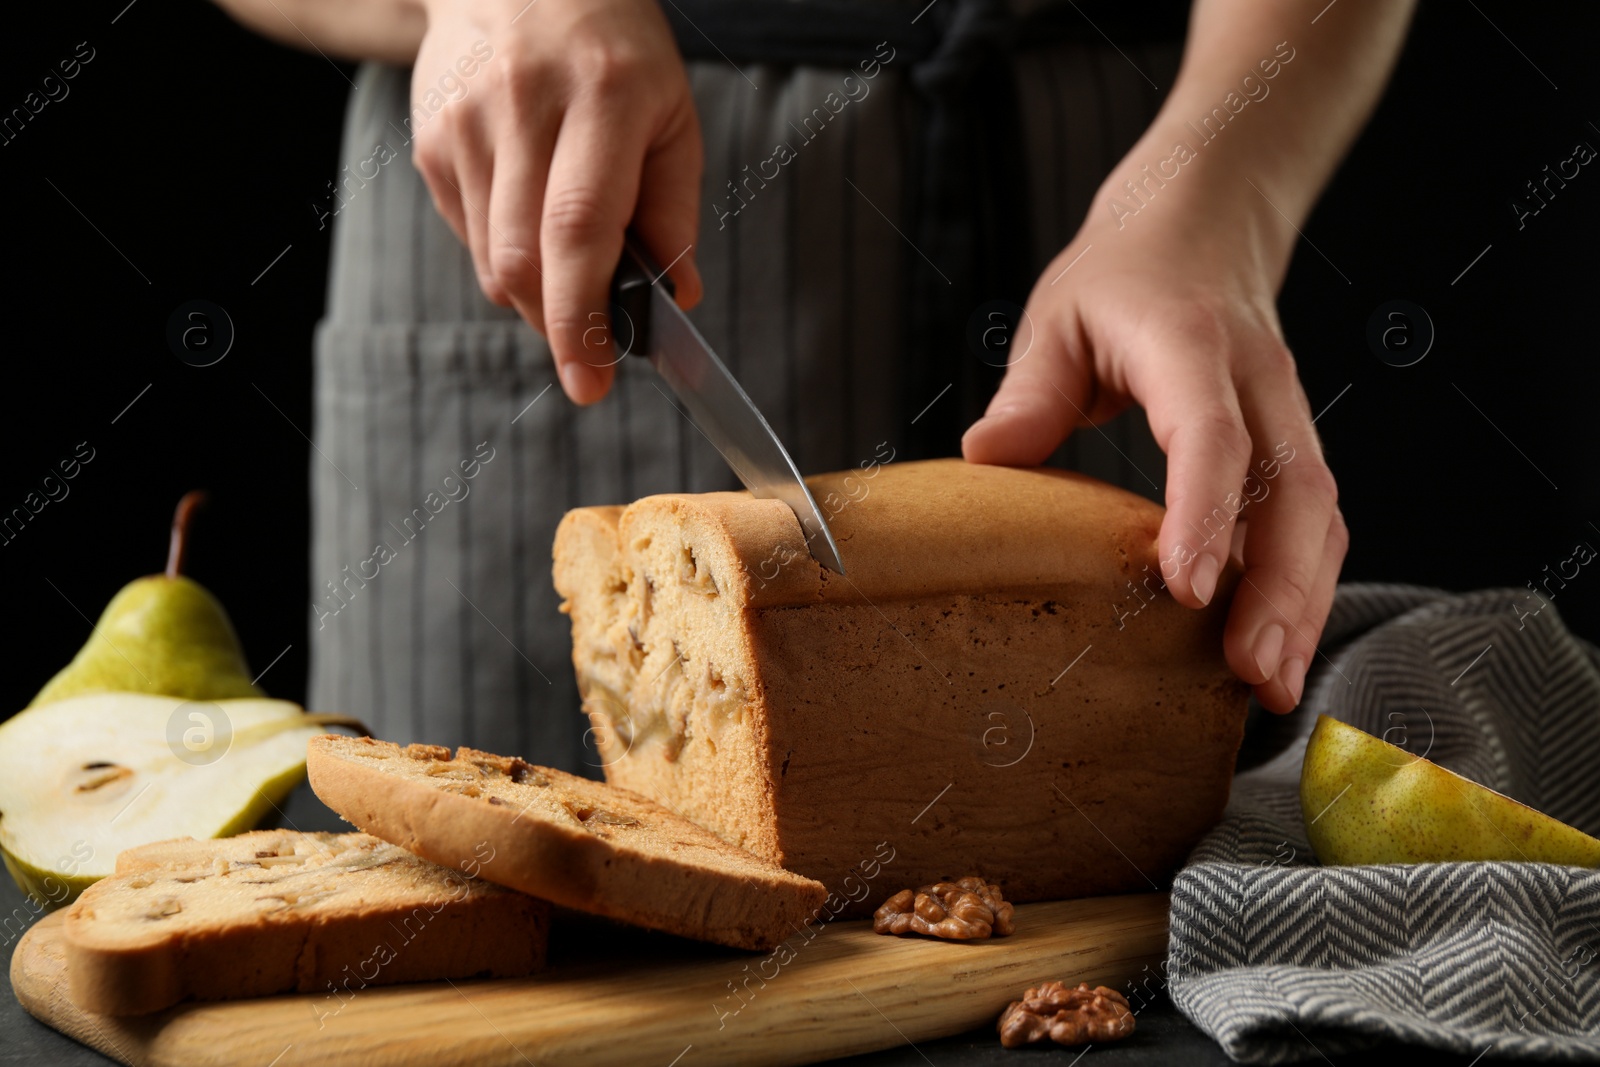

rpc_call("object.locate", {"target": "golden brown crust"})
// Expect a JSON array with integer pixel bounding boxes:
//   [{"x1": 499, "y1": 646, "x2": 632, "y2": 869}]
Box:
[
  {"x1": 306, "y1": 736, "x2": 827, "y2": 951},
  {"x1": 609, "y1": 460, "x2": 1173, "y2": 608},
  {"x1": 61, "y1": 830, "x2": 547, "y2": 1015}
]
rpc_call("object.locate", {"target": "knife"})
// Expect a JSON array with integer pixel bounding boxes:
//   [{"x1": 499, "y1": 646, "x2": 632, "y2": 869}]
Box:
[{"x1": 610, "y1": 233, "x2": 846, "y2": 574}]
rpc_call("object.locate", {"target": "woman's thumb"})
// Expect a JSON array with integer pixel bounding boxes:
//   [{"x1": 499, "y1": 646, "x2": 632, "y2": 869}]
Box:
[{"x1": 961, "y1": 313, "x2": 1087, "y2": 466}]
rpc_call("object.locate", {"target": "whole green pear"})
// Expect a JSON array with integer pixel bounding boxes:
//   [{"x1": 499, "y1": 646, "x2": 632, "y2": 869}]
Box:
[
  {"x1": 1301, "y1": 714, "x2": 1600, "y2": 867},
  {"x1": 28, "y1": 492, "x2": 263, "y2": 707}
]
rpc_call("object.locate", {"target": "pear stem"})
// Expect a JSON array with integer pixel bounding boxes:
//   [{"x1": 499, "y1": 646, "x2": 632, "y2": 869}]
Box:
[{"x1": 167, "y1": 491, "x2": 207, "y2": 578}]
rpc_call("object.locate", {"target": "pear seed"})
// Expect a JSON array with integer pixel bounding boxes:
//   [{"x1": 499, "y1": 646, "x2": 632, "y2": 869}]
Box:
[{"x1": 72, "y1": 764, "x2": 134, "y2": 793}]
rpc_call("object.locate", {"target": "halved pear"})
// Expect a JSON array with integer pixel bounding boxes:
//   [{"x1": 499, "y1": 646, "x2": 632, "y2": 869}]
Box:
[
  {"x1": 0, "y1": 692, "x2": 332, "y2": 907},
  {"x1": 1301, "y1": 714, "x2": 1600, "y2": 867}
]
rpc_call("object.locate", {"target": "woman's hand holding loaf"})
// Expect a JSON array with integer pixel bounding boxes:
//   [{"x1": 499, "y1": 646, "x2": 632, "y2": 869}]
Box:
[{"x1": 965, "y1": 0, "x2": 1416, "y2": 712}]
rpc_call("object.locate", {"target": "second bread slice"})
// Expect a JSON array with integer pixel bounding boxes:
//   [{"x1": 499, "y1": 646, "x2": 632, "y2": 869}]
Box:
[{"x1": 307, "y1": 735, "x2": 827, "y2": 950}]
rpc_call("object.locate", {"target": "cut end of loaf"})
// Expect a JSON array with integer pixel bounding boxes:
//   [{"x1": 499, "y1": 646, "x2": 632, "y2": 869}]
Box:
[{"x1": 554, "y1": 497, "x2": 785, "y2": 861}]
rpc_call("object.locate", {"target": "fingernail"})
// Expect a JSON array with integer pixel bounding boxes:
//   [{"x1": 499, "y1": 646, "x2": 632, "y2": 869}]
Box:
[
  {"x1": 1279, "y1": 656, "x2": 1307, "y2": 706},
  {"x1": 1252, "y1": 624, "x2": 1284, "y2": 682},
  {"x1": 963, "y1": 408, "x2": 1010, "y2": 442},
  {"x1": 558, "y1": 362, "x2": 601, "y2": 404},
  {"x1": 1190, "y1": 553, "x2": 1221, "y2": 606}
]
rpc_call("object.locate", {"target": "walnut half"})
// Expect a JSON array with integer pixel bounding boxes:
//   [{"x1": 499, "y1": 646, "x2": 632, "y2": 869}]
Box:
[
  {"x1": 997, "y1": 982, "x2": 1135, "y2": 1048},
  {"x1": 873, "y1": 877, "x2": 1015, "y2": 940}
]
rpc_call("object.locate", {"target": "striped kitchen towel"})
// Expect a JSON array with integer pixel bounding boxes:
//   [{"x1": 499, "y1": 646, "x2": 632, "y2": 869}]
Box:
[{"x1": 1168, "y1": 583, "x2": 1600, "y2": 1064}]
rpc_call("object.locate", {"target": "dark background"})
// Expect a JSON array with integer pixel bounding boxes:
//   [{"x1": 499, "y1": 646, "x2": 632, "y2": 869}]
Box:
[
  {"x1": 1, "y1": 0, "x2": 1596, "y2": 717},
  {"x1": 0, "y1": 5, "x2": 1595, "y2": 1066}
]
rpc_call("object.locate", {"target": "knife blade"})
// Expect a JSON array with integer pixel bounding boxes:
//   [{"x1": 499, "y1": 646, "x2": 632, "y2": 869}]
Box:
[{"x1": 610, "y1": 233, "x2": 846, "y2": 574}]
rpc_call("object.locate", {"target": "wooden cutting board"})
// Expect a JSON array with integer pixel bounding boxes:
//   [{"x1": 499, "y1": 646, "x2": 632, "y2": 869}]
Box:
[{"x1": 12, "y1": 893, "x2": 1169, "y2": 1067}]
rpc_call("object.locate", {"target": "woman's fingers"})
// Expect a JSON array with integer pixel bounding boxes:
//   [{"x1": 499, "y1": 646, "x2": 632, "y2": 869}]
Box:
[
  {"x1": 630, "y1": 106, "x2": 705, "y2": 312},
  {"x1": 411, "y1": 61, "x2": 501, "y2": 303},
  {"x1": 1224, "y1": 351, "x2": 1344, "y2": 700},
  {"x1": 453, "y1": 139, "x2": 498, "y2": 306},
  {"x1": 1128, "y1": 326, "x2": 1255, "y2": 615},
  {"x1": 486, "y1": 112, "x2": 557, "y2": 328},
  {"x1": 1248, "y1": 510, "x2": 1347, "y2": 712},
  {"x1": 961, "y1": 289, "x2": 1085, "y2": 466},
  {"x1": 540, "y1": 92, "x2": 651, "y2": 404},
  {"x1": 414, "y1": 136, "x2": 467, "y2": 250}
]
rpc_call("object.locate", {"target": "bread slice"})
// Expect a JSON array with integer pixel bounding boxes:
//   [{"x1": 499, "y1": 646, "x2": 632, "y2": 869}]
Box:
[
  {"x1": 306, "y1": 735, "x2": 827, "y2": 950},
  {"x1": 62, "y1": 829, "x2": 548, "y2": 1015},
  {"x1": 553, "y1": 458, "x2": 1251, "y2": 915}
]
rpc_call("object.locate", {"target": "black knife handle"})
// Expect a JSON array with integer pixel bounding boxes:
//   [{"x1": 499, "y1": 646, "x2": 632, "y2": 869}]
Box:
[{"x1": 610, "y1": 230, "x2": 676, "y2": 359}]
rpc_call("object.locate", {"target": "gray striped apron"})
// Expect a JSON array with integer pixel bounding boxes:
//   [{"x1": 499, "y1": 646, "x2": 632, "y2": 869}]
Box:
[{"x1": 308, "y1": 0, "x2": 1183, "y2": 768}]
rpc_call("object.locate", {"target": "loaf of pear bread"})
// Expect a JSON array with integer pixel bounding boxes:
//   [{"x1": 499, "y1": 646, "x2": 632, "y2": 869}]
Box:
[
  {"x1": 307, "y1": 735, "x2": 828, "y2": 950},
  {"x1": 61, "y1": 830, "x2": 548, "y2": 1015},
  {"x1": 553, "y1": 459, "x2": 1250, "y2": 916}
]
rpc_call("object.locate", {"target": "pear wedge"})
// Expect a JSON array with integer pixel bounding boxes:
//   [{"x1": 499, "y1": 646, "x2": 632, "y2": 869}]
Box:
[
  {"x1": 0, "y1": 693, "x2": 330, "y2": 907},
  {"x1": 1301, "y1": 714, "x2": 1600, "y2": 867}
]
